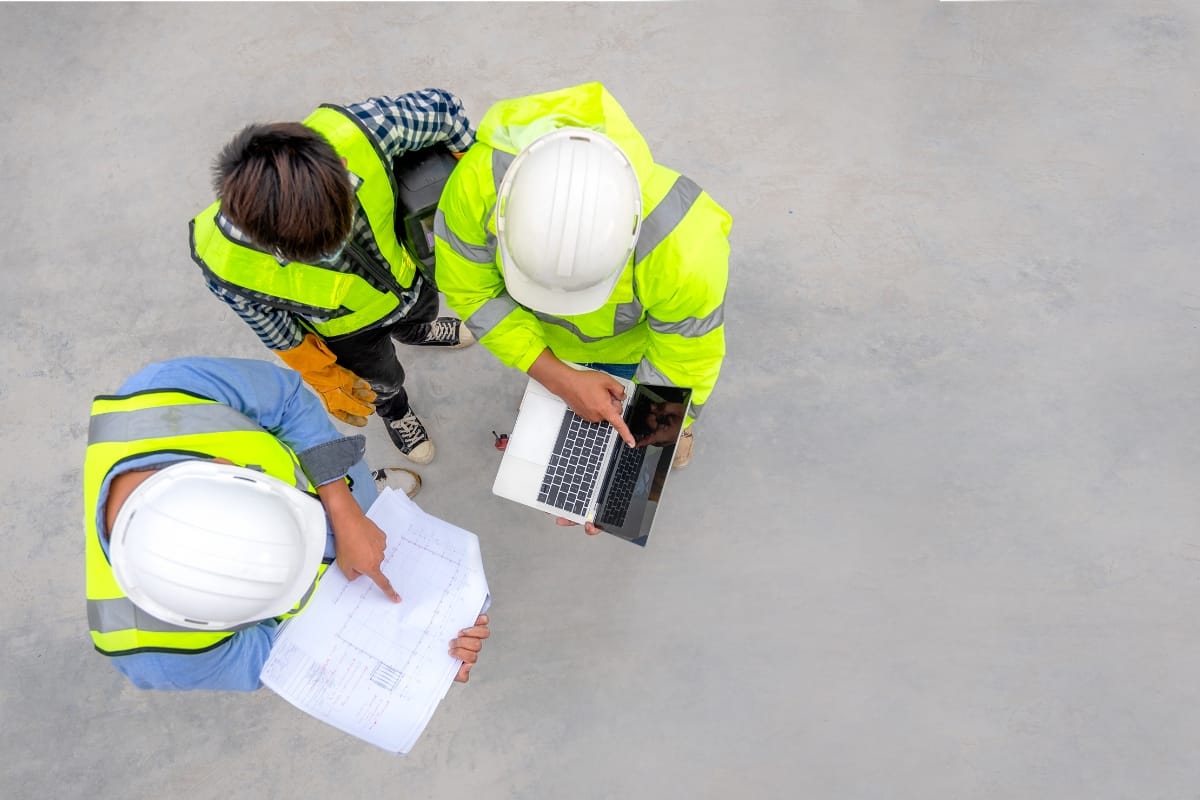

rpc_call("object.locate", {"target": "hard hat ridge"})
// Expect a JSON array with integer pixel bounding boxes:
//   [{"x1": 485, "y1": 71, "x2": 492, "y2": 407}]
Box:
[
  {"x1": 496, "y1": 127, "x2": 642, "y2": 316},
  {"x1": 109, "y1": 460, "x2": 327, "y2": 630}
]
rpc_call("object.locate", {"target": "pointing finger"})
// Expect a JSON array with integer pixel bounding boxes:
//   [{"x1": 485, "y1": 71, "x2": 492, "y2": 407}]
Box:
[
  {"x1": 609, "y1": 411, "x2": 635, "y2": 447},
  {"x1": 367, "y1": 569, "x2": 401, "y2": 603}
]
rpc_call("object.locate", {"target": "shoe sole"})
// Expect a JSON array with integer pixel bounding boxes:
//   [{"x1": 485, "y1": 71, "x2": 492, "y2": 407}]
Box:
[{"x1": 372, "y1": 467, "x2": 422, "y2": 498}]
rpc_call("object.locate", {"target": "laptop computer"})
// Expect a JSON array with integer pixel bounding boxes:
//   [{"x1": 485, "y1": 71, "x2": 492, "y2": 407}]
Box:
[{"x1": 492, "y1": 371, "x2": 693, "y2": 547}]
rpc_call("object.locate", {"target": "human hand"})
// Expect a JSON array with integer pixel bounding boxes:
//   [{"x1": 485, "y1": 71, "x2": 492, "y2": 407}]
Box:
[
  {"x1": 557, "y1": 370, "x2": 635, "y2": 447},
  {"x1": 556, "y1": 517, "x2": 603, "y2": 536},
  {"x1": 527, "y1": 350, "x2": 634, "y2": 445},
  {"x1": 450, "y1": 614, "x2": 490, "y2": 682},
  {"x1": 634, "y1": 401, "x2": 687, "y2": 448},
  {"x1": 330, "y1": 511, "x2": 401, "y2": 602}
]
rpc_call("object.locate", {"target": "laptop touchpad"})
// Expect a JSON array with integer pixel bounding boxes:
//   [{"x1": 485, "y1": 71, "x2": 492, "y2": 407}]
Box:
[{"x1": 506, "y1": 393, "x2": 565, "y2": 463}]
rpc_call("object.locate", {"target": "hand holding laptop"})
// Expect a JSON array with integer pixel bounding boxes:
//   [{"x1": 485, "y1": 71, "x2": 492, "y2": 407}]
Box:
[
  {"x1": 493, "y1": 367, "x2": 693, "y2": 547},
  {"x1": 527, "y1": 351, "x2": 636, "y2": 447},
  {"x1": 555, "y1": 516, "x2": 602, "y2": 536}
]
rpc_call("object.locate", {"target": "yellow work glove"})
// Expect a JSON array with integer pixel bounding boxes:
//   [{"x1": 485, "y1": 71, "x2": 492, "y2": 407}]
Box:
[{"x1": 275, "y1": 334, "x2": 377, "y2": 427}]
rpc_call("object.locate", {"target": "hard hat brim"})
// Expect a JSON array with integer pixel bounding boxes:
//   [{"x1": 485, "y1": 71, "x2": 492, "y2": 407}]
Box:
[
  {"x1": 498, "y1": 240, "x2": 626, "y2": 316},
  {"x1": 109, "y1": 460, "x2": 328, "y2": 631}
]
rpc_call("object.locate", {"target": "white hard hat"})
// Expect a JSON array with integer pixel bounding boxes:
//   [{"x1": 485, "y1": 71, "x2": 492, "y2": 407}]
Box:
[
  {"x1": 496, "y1": 127, "x2": 642, "y2": 316},
  {"x1": 109, "y1": 460, "x2": 328, "y2": 630}
]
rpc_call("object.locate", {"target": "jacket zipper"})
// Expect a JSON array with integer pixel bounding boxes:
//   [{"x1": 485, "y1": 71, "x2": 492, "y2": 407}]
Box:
[{"x1": 344, "y1": 239, "x2": 405, "y2": 298}]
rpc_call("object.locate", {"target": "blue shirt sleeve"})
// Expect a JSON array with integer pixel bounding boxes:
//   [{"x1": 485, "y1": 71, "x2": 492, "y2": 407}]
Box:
[{"x1": 116, "y1": 356, "x2": 341, "y2": 452}]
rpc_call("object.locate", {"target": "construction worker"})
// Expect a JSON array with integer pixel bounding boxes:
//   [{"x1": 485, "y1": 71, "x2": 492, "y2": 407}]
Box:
[
  {"x1": 190, "y1": 89, "x2": 476, "y2": 466},
  {"x1": 434, "y1": 83, "x2": 732, "y2": 488},
  {"x1": 84, "y1": 357, "x2": 490, "y2": 690}
]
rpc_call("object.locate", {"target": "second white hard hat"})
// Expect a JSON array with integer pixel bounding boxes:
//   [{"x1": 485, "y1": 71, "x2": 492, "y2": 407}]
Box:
[
  {"x1": 109, "y1": 460, "x2": 328, "y2": 630},
  {"x1": 496, "y1": 127, "x2": 642, "y2": 316}
]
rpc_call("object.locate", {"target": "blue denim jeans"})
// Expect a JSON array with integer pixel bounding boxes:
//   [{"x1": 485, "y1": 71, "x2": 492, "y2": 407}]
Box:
[{"x1": 582, "y1": 362, "x2": 637, "y2": 380}]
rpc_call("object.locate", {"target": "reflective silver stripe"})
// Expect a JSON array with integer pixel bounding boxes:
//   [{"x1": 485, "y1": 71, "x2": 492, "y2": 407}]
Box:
[
  {"x1": 527, "y1": 302, "x2": 644, "y2": 341},
  {"x1": 88, "y1": 597, "x2": 252, "y2": 634},
  {"x1": 292, "y1": 460, "x2": 308, "y2": 489},
  {"x1": 88, "y1": 404, "x2": 261, "y2": 444},
  {"x1": 239, "y1": 458, "x2": 306, "y2": 489},
  {"x1": 613, "y1": 297, "x2": 644, "y2": 334},
  {"x1": 283, "y1": 574, "x2": 321, "y2": 616},
  {"x1": 634, "y1": 360, "x2": 704, "y2": 418},
  {"x1": 647, "y1": 303, "x2": 725, "y2": 338},
  {"x1": 634, "y1": 358, "x2": 676, "y2": 387},
  {"x1": 434, "y1": 209, "x2": 497, "y2": 264},
  {"x1": 635, "y1": 175, "x2": 702, "y2": 264},
  {"x1": 466, "y1": 294, "x2": 520, "y2": 339},
  {"x1": 493, "y1": 149, "x2": 515, "y2": 195},
  {"x1": 532, "y1": 312, "x2": 612, "y2": 343}
]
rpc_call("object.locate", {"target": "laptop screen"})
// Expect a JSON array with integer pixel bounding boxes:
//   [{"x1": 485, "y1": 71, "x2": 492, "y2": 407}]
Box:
[{"x1": 593, "y1": 383, "x2": 693, "y2": 546}]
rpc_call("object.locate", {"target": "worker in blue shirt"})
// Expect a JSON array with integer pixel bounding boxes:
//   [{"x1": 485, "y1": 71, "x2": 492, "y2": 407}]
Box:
[{"x1": 84, "y1": 357, "x2": 489, "y2": 691}]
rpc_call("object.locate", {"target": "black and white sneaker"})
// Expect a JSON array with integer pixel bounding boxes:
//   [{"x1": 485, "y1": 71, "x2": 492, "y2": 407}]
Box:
[
  {"x1": 415, "y1": 317, "x2": 475, "y2": 348},
  {"x1": 384, "y1": 409, "x2": 436, "y2": 464},
  {"x1": 372, "y1": 467, "x2": 422, "y2": 498}
]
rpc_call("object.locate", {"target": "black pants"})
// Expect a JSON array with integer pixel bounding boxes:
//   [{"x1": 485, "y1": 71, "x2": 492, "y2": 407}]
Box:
[{"x1": 322, "y1": 277, "x2": 439, "y2": 420}]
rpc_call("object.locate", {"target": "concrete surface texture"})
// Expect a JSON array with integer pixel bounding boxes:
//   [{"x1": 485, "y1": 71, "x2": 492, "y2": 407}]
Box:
[{"x1": 1, "y1": 1, "x2": 1197, "y2": 798}]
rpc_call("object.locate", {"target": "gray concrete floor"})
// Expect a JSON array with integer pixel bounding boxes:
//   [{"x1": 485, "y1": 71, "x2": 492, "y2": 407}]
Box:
[{"x1": 2, "y1": 1, "x2": 1198, "y2": 798}]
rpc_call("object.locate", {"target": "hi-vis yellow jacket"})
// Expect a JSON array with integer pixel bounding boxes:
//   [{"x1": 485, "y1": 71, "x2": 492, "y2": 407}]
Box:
[
  {"x1": 189, "y1": 105, "x2": 422, "y2": 341},
  {"x1": 84, "y1": 388, "x2": 329, "y2": 656},
  {"x1": 434, "y1": 83, "x2": 732, "y2": 422}
]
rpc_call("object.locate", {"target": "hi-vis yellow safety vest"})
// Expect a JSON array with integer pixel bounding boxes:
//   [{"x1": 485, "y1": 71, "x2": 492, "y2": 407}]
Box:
[
  {"x1": 84, "y1": 388, "x2": 330, "y2": 656},
  {"x1": 434, "y1": 83, "x2": 732, "y2": 423},
  {"x1": 189, "y1": 105, "x2": 422, "y2": 341}
]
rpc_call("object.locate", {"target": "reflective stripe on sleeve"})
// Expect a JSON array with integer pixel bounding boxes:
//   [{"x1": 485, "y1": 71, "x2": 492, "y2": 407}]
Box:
[
  {"x1": 633, "y1": 358, "x2": 676, "y2": 387},
  {"x1": 465, "y1": 294, "x2": 520, "y2": 339},
  {"x1": 493, "y1": 150, "x2": 515, "y2": 194},
  {"x1": 612, "y1": 297, "x2": 644, "y2": 333},
  {"x1": 434, "y1": 209, "x2": 497, "y2": 264},
  {"x1": 647, "y1": 303, "x2": 725, "y2": 338},
  {"x1": 635, "y1": 175, "x2": 702, "y2": 264}
]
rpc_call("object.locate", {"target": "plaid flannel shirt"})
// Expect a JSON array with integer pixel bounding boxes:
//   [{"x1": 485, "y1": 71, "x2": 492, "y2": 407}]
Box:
[{"x1": 201, "y1": 89, "x2": 475, "y2": 350}]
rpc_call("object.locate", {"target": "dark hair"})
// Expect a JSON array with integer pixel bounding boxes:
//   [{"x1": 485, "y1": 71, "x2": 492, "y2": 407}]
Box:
[{"x1": 212, "y1": 122, "x2": 353, "y2": 262}]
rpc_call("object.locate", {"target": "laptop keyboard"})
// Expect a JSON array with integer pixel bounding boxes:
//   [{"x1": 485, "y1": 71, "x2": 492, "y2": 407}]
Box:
[
  {"x1": 597, "y1": 443, "x2": 648, "y2": 528},
  {"x1": 538, "y1": 411, "x2": 611, "y2": 516}
]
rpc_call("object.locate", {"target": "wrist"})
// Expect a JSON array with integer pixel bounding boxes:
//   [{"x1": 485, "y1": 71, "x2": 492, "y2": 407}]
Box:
[
  {"x1": 527, "y1": 349, "x2": 572, "y2": 396},
  {"x1": 316, "y1": 478, "x2": 361, "y2": 521}
]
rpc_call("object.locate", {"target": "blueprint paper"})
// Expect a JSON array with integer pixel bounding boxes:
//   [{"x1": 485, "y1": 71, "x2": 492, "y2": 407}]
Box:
[{"x1": 260, "y1": 488, "x2": 490, "y2": 753}]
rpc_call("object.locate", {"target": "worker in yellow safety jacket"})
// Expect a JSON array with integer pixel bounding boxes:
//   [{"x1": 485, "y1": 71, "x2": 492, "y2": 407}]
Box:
[
  {"x1": 84, "y1": 357, "x2": 489, "y2": 691},
  {"x1": 190, "y1": 90, "x2": 479, "y2": 467},
  {"x1": 435, "y1": 83, "x2": 732, "y2": 493}
]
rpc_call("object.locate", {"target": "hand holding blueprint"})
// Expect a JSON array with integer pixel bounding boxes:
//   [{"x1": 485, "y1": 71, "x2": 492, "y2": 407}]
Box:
[{"x1": 260, "y1": 488, "x2": 490, "y2": 754}]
